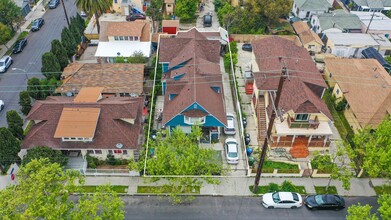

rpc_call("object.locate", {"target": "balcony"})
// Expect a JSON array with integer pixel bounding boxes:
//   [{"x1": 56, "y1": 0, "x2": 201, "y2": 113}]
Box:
[{"x1": 287, "y1": 115, "x2": 320, "y2": 129}]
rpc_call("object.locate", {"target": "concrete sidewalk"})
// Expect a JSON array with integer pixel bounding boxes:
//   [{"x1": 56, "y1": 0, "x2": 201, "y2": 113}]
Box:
[{"x1": 0, "y1": 0, "x2": 46, "y2": 58}]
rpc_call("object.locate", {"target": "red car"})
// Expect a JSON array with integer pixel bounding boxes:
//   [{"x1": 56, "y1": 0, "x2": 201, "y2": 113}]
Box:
[{"x1": 126, "y1": 14, "x2": 146, "y2": 21}]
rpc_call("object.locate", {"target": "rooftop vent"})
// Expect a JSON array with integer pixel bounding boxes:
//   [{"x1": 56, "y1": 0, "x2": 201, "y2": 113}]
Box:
[{"x1": 116, "y1": 143, "x2": 123, "y2": 149}]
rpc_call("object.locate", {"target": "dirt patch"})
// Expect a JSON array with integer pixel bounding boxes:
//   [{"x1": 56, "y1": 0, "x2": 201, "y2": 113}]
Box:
[{"x1": 96, "y1": 165, "x2": 128, "y2": 169}]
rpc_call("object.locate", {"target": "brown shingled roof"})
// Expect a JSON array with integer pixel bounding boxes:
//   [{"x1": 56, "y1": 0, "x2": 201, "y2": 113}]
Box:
[
  {"x1": 99, "y1": 20, "x2": 150, "y2": 42},
  {"x1": 162, "y1": 20, "x2": 179, "y2": 28},
  {"x1": 292, "y1": 21, "x2": 310, "y2": 35}
]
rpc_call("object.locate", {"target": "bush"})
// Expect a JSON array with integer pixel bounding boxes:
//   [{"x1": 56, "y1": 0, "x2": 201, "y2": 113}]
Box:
[
  {"x1": 267, "y1": 183, "x2": 279, "y2": 192},
  {"x1": 107, "y1": 155, "x2": 116, "y2": 165},
  {"x1": 281, "y1": 180, "x2": 298, "y2": 192},
  {"x1": 229, "y1": 41, "x2": 238, "y2": 54}
]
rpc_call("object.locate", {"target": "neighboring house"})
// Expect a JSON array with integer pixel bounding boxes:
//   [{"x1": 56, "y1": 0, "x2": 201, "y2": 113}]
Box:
[
  {"x1": 349, "y1": 0, "x2": 391, "y2": 12},
  {"x1": 162, "y1": 20, "x2": 179, "y2": 34},
  {"x1": 361, "y1": 47, "x2": 391, "y2": 72},
  {"x1": 351, "y1": 11, "x2": 391, "y2": 38},
  {"x1": 13, "y1": 0, "x2": 30, "y2": 17},
  {"x1": 21, "y1": 87, "x2": 145, "y2": 163},
  {"x1": 112, "y1": 0, "x2": 145, "y2": 15},
  {"x1": 310, "y1": 10, "x2": 362, "y2": 34},
  {"x1": 292, "y1": 21, "x2": 324, "y2": 54},
  {"x1": 325, "y1": 33, "x2": 391, "y2": 57},
  {"x1": 251, "y1": 36, "x2": 333, "y2": 158},
  {"x1": 163, "y1": 0, "x2": 175, "y2": 15},
  {"x1": 95, "y1": 21, "x2": 151, "y2": 63},
  {"x1": 56, "y1": 63, "x2": 145, "y2": 97},
  {"x1": 324, "y1": 58, "x2": 391, "y2": 132},
  {"x1": 291, "y1": 0, "x2": 332, "y2": 19},
  {"x1": 158, "y1": 28, "x2": 228, "y2": 143}
]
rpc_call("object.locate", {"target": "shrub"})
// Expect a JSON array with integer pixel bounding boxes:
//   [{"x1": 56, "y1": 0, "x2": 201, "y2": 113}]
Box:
[
  {"x1": 106, "y1": 155, "x2": 116, "y2": 165},
  {"x1": 281, "y1": 180, "x2": 298, "y2": 192},
  {"x1": 267, "y1": 183, "x2": 279, "y2": 192}
]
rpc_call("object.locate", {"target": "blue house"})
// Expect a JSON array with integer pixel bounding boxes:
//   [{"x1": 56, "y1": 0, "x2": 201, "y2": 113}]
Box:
[{"x1": 158, "y1": 28, "x2": 227, "y2": 142}]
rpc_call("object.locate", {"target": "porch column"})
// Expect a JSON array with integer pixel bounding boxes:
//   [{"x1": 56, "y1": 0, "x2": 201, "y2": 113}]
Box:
[
  {"x1": 277, "y1": 135, "x2": 280, "y2": 143},
  {"x1": 323, "y1": 135, "x2": 329, "y2": 147},
  {"x1": 291, "y1": 135, "x2": 296, "y2": 147},
  {"x1": 307, "y1": 135, "x2": 312, "y2": 147}
]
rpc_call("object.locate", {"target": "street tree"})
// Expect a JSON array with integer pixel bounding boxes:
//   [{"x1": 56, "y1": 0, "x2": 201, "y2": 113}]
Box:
[
  {"x1": 22, "y1": 146, "x2": 68, "y2": 167},
  {"x1": 69, "y1": 17, "x2": 82, "y2": 45},
  {"x1": 347, "y1": 203, "x2": 378, "y2": 220},
  {"x1": 75, "y1": 0, "x2": 111, "y2": 33},
  {"x1": 175, "y1": 0, "x2": 198, "y2": 22},
  {"x1": 142, "y1": 126, "x2": 225, "y2": 203},
  {"x1": 27, "y1": 77, "x2": 43, "y2": 100},
  {"x1": 51, "y1": 39, "x2": 69, "y2": 70},
  {"x1": 76, "y1": 13, "x2": 86, "y2": 34},
  {"x1": 146, "y1": 0, "x2": 163, "y2": 32},
  {"x1": 378, "y1": 194, "x2": 391, "y2": 220},
  {"x1": 260, "y1": 0, "x2": 293, "y2": 23},
  {"x1": 0, "y1": 158, "x2": 125, "y2": 219},
  {"x1": 6, "y1": 110, "x2": 24, "y2": 140},
  {"x1": 0, "y1": 23, "x2": 12, "y2": 49},
  {"x1": 61, "y1": 27, "x2": 77, "y2": 57},
  {"x1": 19, "y1": 91, "x2": 32, "y2": 116},
  {"x1": 41, "y1": 52, "x2": 61, "y2": 80},
  {"x1": 0, "y1": 127, "x2": 20, "y2": 173},
  {"x1": 0, "y1": 0, "x2": 21, "y2": 31}
]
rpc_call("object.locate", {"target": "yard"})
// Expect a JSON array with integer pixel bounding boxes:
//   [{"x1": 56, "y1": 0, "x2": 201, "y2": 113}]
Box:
[
  {"x1": 252, "y1": 160, "x2": 300, "y2": 173},
  {"x1": 78, "y1": 185, "x2": 128, "y2": 193}
]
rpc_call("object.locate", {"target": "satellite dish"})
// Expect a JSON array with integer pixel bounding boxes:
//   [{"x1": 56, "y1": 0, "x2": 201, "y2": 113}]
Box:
[{"x1": 116, "y1": 143, "x2": 123, "y2": 149}]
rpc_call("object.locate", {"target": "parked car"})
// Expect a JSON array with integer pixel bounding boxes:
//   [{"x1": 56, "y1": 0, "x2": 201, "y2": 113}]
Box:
[
  {"x1": 48, "y1": 0, "x2": 59, "y2": 9},
  {"x1": 12, "y1": 38, "x2": 27, "y2": 54},
  {"x1": 262, "y1": 192, "x2": 303, "y2": 209},
  {"x1": 31, "y1": 18, "x2": 45, "y2": 32},
  {"x1": 224, "y1": 113, "x2": 236, "y2": 135},
  {"x1": 203, "y1": 13, "x2": 212, "y2": 27},
  {"x1": 0, "y1": 56, "x2": 13, "y2": 73},
  {"x1": 242, "y1": 43, "x2": 252, "y2": 52},
  {"x1": 0, "y1": 100, "x2": 4, "y2": 111},
  {"x1": 304, "y1": 194, "x2": 345, "y2": 210},
  {"x1": 225, "y1": 138, "x2": 239, "y2": 164},
  {"x1": 126, "y1": 14, "x2": 146, "y2": 21},
  {"x1": 80, "y1": 11, "x2": 87, "y2": 17}
]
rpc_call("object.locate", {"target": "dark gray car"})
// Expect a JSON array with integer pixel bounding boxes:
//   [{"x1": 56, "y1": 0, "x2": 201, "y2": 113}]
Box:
[
  {"x1": 48, "y1": 0, "x2": 59, "y2": 9},
  {"x1": 31, "y1": 18, "x2": 45, "y2": 32}
]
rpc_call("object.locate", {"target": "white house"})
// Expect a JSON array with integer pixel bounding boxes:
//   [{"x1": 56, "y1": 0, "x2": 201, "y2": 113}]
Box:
[
  {"x1": 292, "y1": 0, "x2": 332, "y2": 19},
  {"x1": 351, "y1": 11, "x2": 391, "y2": 38},
  {"x1": 310, "y1": 10, "x2": 362, "y2": 34},
  {"x1": 350, "y1": 0, "x2": 391, "y2": 12}
]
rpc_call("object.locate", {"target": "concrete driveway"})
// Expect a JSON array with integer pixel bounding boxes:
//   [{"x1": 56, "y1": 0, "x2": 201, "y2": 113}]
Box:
[{"x1": 196, "y1": 0, "x2": 220, "y2": 31}]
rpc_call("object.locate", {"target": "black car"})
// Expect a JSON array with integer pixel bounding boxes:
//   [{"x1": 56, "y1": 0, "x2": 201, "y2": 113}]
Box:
[
  {"x1": 126, "y1": 14, "x2": 146, "y2": 21},
  {"x1": 48, "y1": 0, "x2": 59, "y2": 9},
  {"x1": 305, "y1": 194, "x2": 345, "y2": 210},
  {"x1": 12, "y1": 38, "x2": 27, "y2": 54},
  {"x1": 242, "y1": 43, "x2": 252, "y2": 52},
  {"x1": 31, "y1": 18, "x2": 45, "y2": 32}
]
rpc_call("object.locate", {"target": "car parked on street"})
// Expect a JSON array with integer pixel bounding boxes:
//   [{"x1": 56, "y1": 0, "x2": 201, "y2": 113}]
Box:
[
  {"x1": 304, "y1": 194, "x2": 345, "y2": 210},
  {"x1": 31, "y1": 18, "x2": 45, "y2": 32},
  {"x1": 262, "y1": 192, "x2": 303, "y2": 209},
  {"x1": 225, "y1": 138, "x2": 239, "y2": 164},
  {"x1": 0, "y1": 56, "x2": 13, "y2": 73},
  {"x1": 0, "y1": 100, "x2": 4, "y2": 111},
  {"x1": 48, "y1": 0, "x2": 59, "y2": 9},
  {"x1": 242, "y1": 43, "x2": 252, "y2": 52},
  {"x1": 126, "y1": 14, "x2": 146, "y2": 21},
  {"x1": 12, "y1": 38, "x2": 27, "y2": 54},
  {"x1": 224, "y1": 113, "x2": 236, "y2": 135}
]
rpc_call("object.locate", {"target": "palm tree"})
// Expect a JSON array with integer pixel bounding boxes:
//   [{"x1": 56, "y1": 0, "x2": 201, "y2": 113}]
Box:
[{"x1": 75, "y1": 0, "x2": 111, "y2": 33}]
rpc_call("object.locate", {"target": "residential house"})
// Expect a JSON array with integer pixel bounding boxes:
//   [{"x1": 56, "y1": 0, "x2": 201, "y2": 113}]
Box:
[
  {"x1": 310, "y1": 10, "x2": 362, "y2": 34},
  {"x1": 21, "y1": 87, "x2": 145, "y2": 165},
  {"x1": 112, "y1": 0, "x2": 145, "y2": 15},
  {"x1": 325, "y1": 33, "x2": 391, "y2": 57},
  {"x1": 349, "y1": 0, "x2": 391, "y2": 12},
  {"x1": 324, "y1": 58, "x2": 391, "y2": 132},
  {"x1": 291, "y1": 0, "x2": 332, "y2": 19},
  {"x1": 162, "y1": 20, "x2": 179, "y2": 34},
  {"x1": 56, "y1": 63, "x2": 145, "y2": 97},
  {"x1": 251, "y1": 36, "x2": 333, "y2": 158},
  {"x1": 163, "y1": 0, "x2": 175, "y2": 15},
  {"x1": 361, "y1": 47, "x2": 391, "y2": 72},
  {"x1": 292, "y1": 21, "x2": 324, "y2": 54},
  {"x1": 95, "y1": 21, "x2": 151, "y2": 63},
  {"x1": 158, "y1": 28, "x2": 227, "y2": 143},
  {"x1": 351, "y1": 11, "x2": 391, "y2": 38}
]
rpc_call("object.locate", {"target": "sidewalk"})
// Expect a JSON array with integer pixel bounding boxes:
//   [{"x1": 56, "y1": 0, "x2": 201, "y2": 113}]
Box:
[{"x1": 0, "y1": 0, "x2": 46, "y2": 58}]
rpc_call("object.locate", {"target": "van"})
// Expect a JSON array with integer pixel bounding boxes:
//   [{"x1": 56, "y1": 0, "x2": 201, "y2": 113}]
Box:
[{"x1": 203, "y1": 13, "x2": 212, "y2": 27}]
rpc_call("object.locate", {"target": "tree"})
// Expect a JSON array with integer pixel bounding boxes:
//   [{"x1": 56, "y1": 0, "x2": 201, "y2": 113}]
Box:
[
  {"x1": 19, "y1": 91, "x2": 32, "y2": 115},
  {"x1": 141, "y1": 126, "x2": 225, "y2": 203},
  {"x1": 75, "y1": 0, "x2": 111, "y2": 33},
  {"x1": 0, "y1": 158, "x2": 125, "y2": 219},
  {"x1": 27, "y1": 77, "x2": 42, "y2": 100},
  {"x1": 259, "y1": 0, "x2": 293, "y2": 23},
  {"x1": 175, "y1": 0, "x2": 198, "y2": 22},
  {"x1": 61, "y1": 27, "x2": 77, "y2": 57},
  {"x1": 22, "y1": 146, "x2": 68, "y2": 167},
  {"x1": 41, "y1": 52, "x2": 61, "y2": 80},
  {"x1": 347, "y1": 203, "x2": 378, "y2": 220},
  {"x1": 6, "y1": 110, "x2": 24, "y2": 140},
  {"x1": 69, "y1": 17, "x2": 82, "y2": 45},
  {"x1": 0, "y1": 22, "x2": 12, "y2": 49},
  {"x1": 378, "y1": 194, "x2": 391, "y2": 220},
  {"x1": 51, "y1": 39, "x2": 69, "y2": 70},
  {"x1": 0, "y1": 127, "x2": 20, "y2": 173},
  {"x1": 115, "y1": 51, "x2": 147, "y2": 63},
  {"x1": 146, "y1": 0, "x2": 163, "y2": 32},
  {"x1": 76, "y1": 13, "x2": 86, "y2": 34},
  {"x1": 0, "y1": 0, "x2": 21, "y2": 31}
]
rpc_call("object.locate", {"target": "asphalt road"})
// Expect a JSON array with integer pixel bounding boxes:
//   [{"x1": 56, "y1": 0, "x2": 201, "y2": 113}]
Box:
[
  {"x1": 122, "y1": 196, "x2": 379, "y2": 220},
  {"x1": 0, "y1": 0, "x2": 77, "y2": 127}
]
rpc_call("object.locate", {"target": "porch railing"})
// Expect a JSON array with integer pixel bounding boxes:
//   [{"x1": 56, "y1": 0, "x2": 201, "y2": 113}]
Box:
[{"x1": 287, "y1": 115, "x2": 320, "y2": 129}]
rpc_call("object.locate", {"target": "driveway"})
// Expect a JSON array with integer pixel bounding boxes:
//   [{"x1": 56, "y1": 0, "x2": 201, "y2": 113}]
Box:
[
  {"x1": 0, "y1": 0, "x2": 78, "y2": 127},
  {"x1": 196, "y1": 0, "x2": 220, "y2": 31}
]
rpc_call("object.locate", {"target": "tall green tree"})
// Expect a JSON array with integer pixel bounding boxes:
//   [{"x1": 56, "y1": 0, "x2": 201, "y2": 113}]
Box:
[
  {"x1": 0, "y1": 22, "x2": 12, "y2": 49},
  {"x1": 69, "y1": 17, "x2": 82, "y2": 45},
  {"x1": 6, "y1": 110, "x2": 24, "y2": 140},
  {"x1": 146, "y1": 0, "x2": 163, "y2": 32},
  {"x1": 0, "y1": 158, "x2": 125, "y2": 219},
  {"x1": 22, "y1": 146, "x2": 68, "y2": 167},
  {"x1": 75, "y1": 0, "x2": 111, "y2": 33},
  {"x1": 76, "y1": 13, "x2": 86, "y2": 33},
  {"x1": 0, "y1": 0, "x2": 21, "y2": 31},
  {"x1": 61, "y1": 27, "x2": 77, "y2": 57},
  {"x1": 0, "y1": 127, "x2": 20, "y2": 173},
  {"x1": 51, "y1": 39, "x2": 69, "y2": 70},
  {"x1": 27, "y1": 77, "x2": 42, "y2": 100},
  {"x1": 378, "y1": 194, "x2": 391, "y2": 220},
  {"x1": 19, "y1": 91, "x2": 32, "y2": 116},
  {"x1": 175, "y1": 0, "x2": 198, "y2": 22},
  {"x1": 41, "y1": 52, "x2": 61, "y2": 80},
  {"x1": 260, "y1": 0, "x2": 293, "y2": 23},
  {"x1": 347, "y1": 203, "x2": 378, "y2": 220}
]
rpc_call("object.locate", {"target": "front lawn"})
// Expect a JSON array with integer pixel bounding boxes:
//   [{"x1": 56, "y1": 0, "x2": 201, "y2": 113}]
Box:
[
  {"x1": 78, "y1": 185, "x2": 128, "y2": 193},
  {"x1": 314, "y1": 186, "x2": 338, "y2": 194},
  {"x1": 137, "y1": 186, "x2": 201, "y2": 194},
  {"x1": 374, "y1": 185, "x2": 391, "y2": 195},
  {"x1": 252, "y1": 161, "x2": 300, "y2": 173}
]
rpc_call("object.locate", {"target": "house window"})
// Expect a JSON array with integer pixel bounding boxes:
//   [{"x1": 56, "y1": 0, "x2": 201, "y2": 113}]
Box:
[
  {"x1": 119, "y1": 36, "x2": 124, "y2": 41},
  {"x1": 129, "y1": 36, "x2": 134, "y2": 41},
  {"x1": 167, "y1": 4, "x2": 171, "y2": 7},
  {"x1": 169, "y1": 94, "x2": 177, "y2": 100},
  {"x1": 63, "y1": 137, "x2": 70, "y2": 140},
  {"x1": 114, "y1": 36, "x2": 119, "y2": 40},
  {"x1": 70, "y1": 137, "x2": 76, "y2": 140},
  {"x1": 211, "y1": 86, "x2": 220, "y2": 93},
  {"x1": 124, "y1": 36, "x2": 129, "y2": 40},
  {"x1": 295, "y1": 114, "x2": 309, "y2": 121},
  {"x1": 123, "y1": 150, "x2": 128, "y2": 155},
  {"x1": 114, "y1": 0, "x2": 117, "y2": 3},
  {"x1": 336, "y1": 89, "x2": 340, "y2": 95},
  {"x1": 87, "y1": 150, "x2": 94, "y2": 154},
  {"x1": 184, "y1": 116, "x2": 206, "y2": 125},
  {"x1": 95, "y1": 150, "x2": 102, "y2": 154},
  {"x1": 108, "y1": 150, "x2": 113, "y2": 155},
  {"x1": 134, "y1": 36, "x2": 139, "y2": 41},
  {"x1": 77, "y1": 138, "x2": 83, "y2": 140},
  {"x1": 114, "y1": 149, "x2": 122, "y2": 154}
]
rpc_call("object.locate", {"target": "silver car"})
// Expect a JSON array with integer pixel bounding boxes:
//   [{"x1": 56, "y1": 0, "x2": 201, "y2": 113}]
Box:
[
  {"x1": 0, "y1": 56, "x2": 13, "y2": 73},
  {"x1": 225, "y1": 138, "x2": 239, "y2": 164}
]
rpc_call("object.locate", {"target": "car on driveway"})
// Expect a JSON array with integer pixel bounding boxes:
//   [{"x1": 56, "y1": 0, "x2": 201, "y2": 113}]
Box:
[
  {"x1": 304, "y1": 194, "x2": 345, "y2": 210},
  {"x1": 225, "y1": 138, "x2": 239, "y2": 164},
  {"x1": 48, "y1": 0, "x2": 59, "y2": 9},
  {"x1": 0, "y1": 100, "x2": 4, "y2": 111},
  {"x1": 0, "y1": 56, "x2": 13, "y2": 73},
  {"x1": 242, "y1": 43, "x2": 252, "y2": 52},
  {"x1": 224, "y1": 113, "x2": 236, "y2": 135},
  {"x1": 12, "y1": 38, "x2": 27, "y2": 54},
  {"x1": 31, "y1": 18, "x2": 45, "y2": 32},
  {"x1": 126, "y1": 14, "x2": 146, "y2": 21},
  {"x1": 262, "y1": 192, "x2": 303, "y2": 209}
]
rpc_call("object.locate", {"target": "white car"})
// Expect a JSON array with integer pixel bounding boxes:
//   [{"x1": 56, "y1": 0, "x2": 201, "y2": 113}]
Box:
[
  {"x1": 262, "y1": 192, "x2": 303, "y2": 209},
  {"x1": 0, "y1": 100, "x2": 4, "y2": 111},
  {"x1": 225, "y1": 138, "x2": 239, "y2": 164},
  {"x1": 80, "y1": 11, "x2": 87, "y2": 17},
  {"x1": 224, "y1": 113, "x2": 236, "y2": 135},
  {"x1": 0, "y1": 56, "x2": 13, "y2": 73}
]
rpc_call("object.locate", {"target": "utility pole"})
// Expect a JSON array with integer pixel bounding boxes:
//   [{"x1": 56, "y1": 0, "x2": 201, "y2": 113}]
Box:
[
  {"x1": 365, "y1": 9, "x2": 379, "y2": 34},
  {"x1": 253, "y1": 58, "x2": 287, "y2": 193},
  {"x1": 60, "y1": 0, "x2": 70, "y2": 26}
]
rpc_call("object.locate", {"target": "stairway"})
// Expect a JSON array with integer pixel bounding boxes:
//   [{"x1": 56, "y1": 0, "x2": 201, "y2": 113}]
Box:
[
  {"x1": 289, "y1": 143, "x2": 309, "y2": 158},
  {"x1": 257, "y1": 96, "x2": 267, "y2": 146},
  {"x1": 245, "y1": 83, "x2": 253, "y2": 95}
]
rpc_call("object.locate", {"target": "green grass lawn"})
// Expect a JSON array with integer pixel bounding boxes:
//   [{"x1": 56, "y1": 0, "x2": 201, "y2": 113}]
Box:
[
  {"x1": 137, "y1": 186, "x2": 201, "y2": 194},
  {"x1": 252, "y1": 161, "x2": 300, "y2": 174},
  {"x1": 249, "y1": 185, "x2": 306, "y2": 194},
  {"x1": 314, "y1": 186, "x2": 337, "y2": 194},
  {"x1": 78, "y1": 185, "x2": 128, "y2": 193},
  {"x1": 374, "y1": 185, "x2": 391, "y2": 195}
]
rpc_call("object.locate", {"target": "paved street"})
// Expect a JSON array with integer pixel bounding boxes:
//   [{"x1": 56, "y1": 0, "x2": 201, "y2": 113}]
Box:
[
  {"x1": 0, "y1": 0, "x2": 78, "y2": 127},
  {"x1": 122, "y1": 196, "x2": 379, "y2": 220}
]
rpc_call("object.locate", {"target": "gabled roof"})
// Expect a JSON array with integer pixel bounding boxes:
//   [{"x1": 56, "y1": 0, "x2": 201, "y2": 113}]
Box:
[
  {"x1": 317, "y1": 10, "x2": 362, "y2": 31},
  {"x1": 162, "y1": 20, "x2": 179, "y2": 28},
  {"x1": 292, "y1": 21, "x2": 323, "y2": 46},
  {"x1": 99, "y1": 20, "x2": 150, "y2": 42},
  {"x1": 352, "y1": 0, "x2": 391, "y2": 8},
  {"x1": 252, "y1": 36, "x2": 332, "y2": 119},
  {"x1": 295, "y1": 0, "x2": 331, "y2": 10}
]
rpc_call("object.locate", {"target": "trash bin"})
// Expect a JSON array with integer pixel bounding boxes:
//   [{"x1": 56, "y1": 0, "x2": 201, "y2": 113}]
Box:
[
  {"x1": 248, "y1": 155, "x2": 255, "y2": 166},
  {"x1": 246, "y1": 147, "x2": 253, "y2": 156}
]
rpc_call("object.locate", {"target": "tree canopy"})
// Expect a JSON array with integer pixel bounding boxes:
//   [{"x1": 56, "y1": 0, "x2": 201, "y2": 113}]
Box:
[
  {"x1": 0, "y1": 0, "x2": 21, "y2": 31},
  {"x1": 115, "y1": 51, "x2": 147, "y2": 64},
  {"x1": 0, "y1": 127, "x2": 20, "y2": 173},
  {"x1": 347, "y1": 203, "x2": 378, "y2": 220},
  {"x1": 41, "y1": 52, "x2": 61, "y2": 80},
  {"x1": 51, "y1": 39, "x2": 69, "y2": 70},
  {"x1": 22, "y1": 146, "x2": 68, "y2": 167},
  {"x1": 6, "y1": 110, "x2": 24, "y2": 140},
  {"x1": 19, "y1": 91, "x2": 32, "y2": 116},
  {"x1": 75, "y1": 0, "x2": 111, "y2": 33},
  {"x1": 0, "y1": 23, "x2": 12, "y2": 48},
  {"x1": 146, "y1": 0, "x2": 163, "y2": 32},
  {"x1": 175, "y1": 0, "x2": 198, "y2": 22}
]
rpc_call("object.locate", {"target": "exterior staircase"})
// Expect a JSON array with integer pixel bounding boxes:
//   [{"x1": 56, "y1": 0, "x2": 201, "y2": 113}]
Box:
[{"x1": 257, "y1": 96, "x2": 267, "y2": 147}]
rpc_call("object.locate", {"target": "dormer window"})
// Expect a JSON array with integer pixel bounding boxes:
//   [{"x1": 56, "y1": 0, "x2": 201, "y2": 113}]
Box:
[
  {"x1": 129, "y1": 36, "x2": 134, "y2": 41},
  {"x1": 114, "y1": 36, "x2": 119, "y2": 40},
  {"x1": 119, "y1": 36, "x2": 124, "y2": 41},
  {"x1": 135, "y1": 36, "x2": 139, "y2": 41},
  {"x1": 169, "y1": 94, "x2": 177, "y2": 100},
  {"x1": 211, "y1": 86, "x2": 220, "y2": 93},
  {"x1": 295, "y1": 114, "x2": 309, "y2": 121},
  {"x1": 184, "y1": 116, "x2": 206, "y2": 125},
  {"x1": 124, "y1": 36, "x2": 129, "y2": 40}
]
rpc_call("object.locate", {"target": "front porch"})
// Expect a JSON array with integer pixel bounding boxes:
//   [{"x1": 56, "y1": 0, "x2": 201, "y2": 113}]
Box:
[{"x1": 270, "y1": 135, "x2": 331, "y2": 148}]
